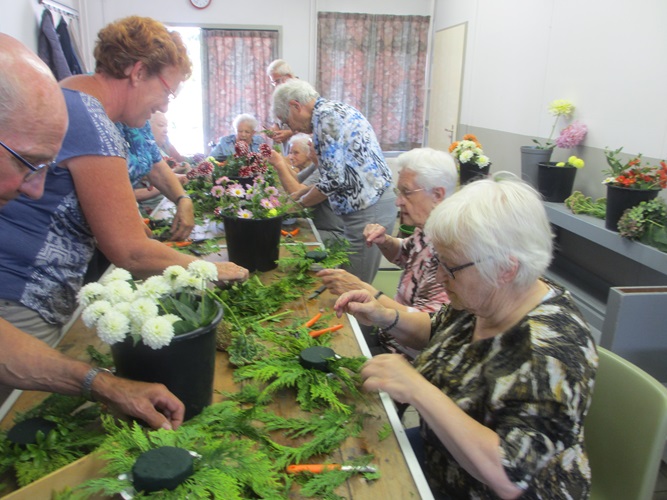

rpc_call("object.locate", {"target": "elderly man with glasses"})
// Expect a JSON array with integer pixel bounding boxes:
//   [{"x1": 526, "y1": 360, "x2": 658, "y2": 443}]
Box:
[{"x1": 0, "y1": 33, "x2": 187, "y2": 431}]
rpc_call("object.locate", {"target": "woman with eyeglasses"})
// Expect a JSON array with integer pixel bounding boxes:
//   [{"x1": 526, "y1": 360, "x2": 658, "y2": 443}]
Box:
[
  {"x1": 0, "y1": 17, "x2": 248, "y2": 347},
  {"x1": 333, "y1": 173, "x2": 598, "y2": 499},
  {"x1": 317, "y1": 147, "x2": 456, "y2": 357}
]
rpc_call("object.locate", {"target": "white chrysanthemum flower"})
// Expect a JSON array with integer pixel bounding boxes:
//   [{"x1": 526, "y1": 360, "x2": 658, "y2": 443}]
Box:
[
  {"x1": 77, "y1": 282, "x2": 106, "y2": 307},
  {"x1": 476, "y1": 155, "x2": 490, "y2": 167},
  {"x1": 141, "y1": 316, "x2": 175, "y2": 349},
  {"x1": 114, "y1": 302, "x2": 132, "y2": 317},
  {"x1": 96, "y1": 310, "x2": 131, "y2": 344},
  {"x1": 129, "y1": 298, "x2": 159, "y2": 326},
  {"x1": 459, "y1": 150, "x2": 474, "y2": 162},
  {"x1": 104, "y1": 280, "x2": 135, "y2": 304},
  {"x1": 187, "y1": 260, "x2": 217, "y2": 281},
  {"x1": 136, "y1": 276, "x2": 172, "y2": 300},
  {"x1": 163, "y1": 265, "x2": 187, "y2": 283},
  {"x1": 81, "y1": 300, "x2": 113, "y2": 328},
  {"x1": 176, "y1": 272, "x2": 206, "y2": 292},
  {"x1": 100, "y1": 268, "x2": 133, "y2": 285}
]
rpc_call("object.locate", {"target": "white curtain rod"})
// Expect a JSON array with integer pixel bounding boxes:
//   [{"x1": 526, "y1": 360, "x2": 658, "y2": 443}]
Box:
[{"x1": 39, "y1": 0, "x2": 79, "y2": 19}]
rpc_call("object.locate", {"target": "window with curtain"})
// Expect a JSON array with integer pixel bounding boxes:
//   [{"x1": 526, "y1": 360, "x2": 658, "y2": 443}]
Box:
[
  {"x1": 317, "y1": 12, "x2": 430, "y2": 151},
  {"x1": 202, "y1": 29, "x2": 278, "y2": 149}
]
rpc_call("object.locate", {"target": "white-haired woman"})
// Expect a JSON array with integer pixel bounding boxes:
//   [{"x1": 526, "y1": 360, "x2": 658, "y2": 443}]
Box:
[
  {"x1": 318, "y1": 147, "x2": 457, "y2": 356},
  {"x1": 334, "y1": 173, "x2": 597, "y2": 498},
  {"x1": 209, "y1": 113, "x2": 268, "y2": 159}
]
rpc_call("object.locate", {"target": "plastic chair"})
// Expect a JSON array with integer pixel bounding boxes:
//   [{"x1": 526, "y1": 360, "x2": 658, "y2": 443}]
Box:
[{"x1": 584, "y1": 346, "x2": 667, "y2": 500}]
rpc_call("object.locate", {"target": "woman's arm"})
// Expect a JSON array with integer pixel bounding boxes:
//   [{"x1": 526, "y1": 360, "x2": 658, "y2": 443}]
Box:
[
  {"x1": 268, "y1": 150, "x2": 304, "y2": 194},
  {"x1": 65, "y1": 155, "x2": 247, "y2": 282},
  {"x1": 146, "y1": 160, "x2": 194, "y2": 241},
  {"x1": 361, "y1": 355, "x2": 523, "y2": 499}
]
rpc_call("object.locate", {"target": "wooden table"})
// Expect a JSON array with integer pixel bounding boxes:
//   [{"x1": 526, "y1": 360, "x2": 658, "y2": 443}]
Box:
[{"x1": 0, "y1": 217, "x2": 433, "y2": 499}]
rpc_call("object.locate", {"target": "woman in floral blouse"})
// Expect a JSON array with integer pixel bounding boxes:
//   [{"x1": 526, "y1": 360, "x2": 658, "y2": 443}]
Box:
[{"x1": 334, "y1": 173, "x2": 598, "y2": 498}]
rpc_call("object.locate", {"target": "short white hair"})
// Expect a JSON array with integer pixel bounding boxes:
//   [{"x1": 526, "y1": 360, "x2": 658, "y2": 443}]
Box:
[
  {"x1": 424, "y1": 172, "x2": 554, "y2": 289},
  {"x1": 271, "y1": 79, "x2": 319, "y2": 123},
  {"x1": 289, "y1": 133, "x2": 311, "y2": 153},
  {"x1": 396, "y1": 148, "x2": 458, "y2": 199},
  {"x1": 267, "y1": 59, "x2": 293, "y2": 77},
  {"x1": 232, "y1": 113, "x2": 258, "y2": 132}
]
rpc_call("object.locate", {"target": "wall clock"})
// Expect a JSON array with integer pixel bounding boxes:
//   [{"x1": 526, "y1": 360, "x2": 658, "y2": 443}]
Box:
[{"x1": 189, "y1": 0, "x2": 211, "y2": 9}]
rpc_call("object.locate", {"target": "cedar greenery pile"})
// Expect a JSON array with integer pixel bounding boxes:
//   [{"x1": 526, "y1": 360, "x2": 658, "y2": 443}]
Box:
[{"x1": 3, "y1": 241, "x2": 382, "y2": 499}]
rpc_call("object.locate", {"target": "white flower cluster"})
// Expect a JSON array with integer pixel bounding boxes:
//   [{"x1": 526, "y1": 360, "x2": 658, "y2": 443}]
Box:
[
  {"x1": 78, "y1": 261, "x2": 218, "y2": 350},
  {"x1": 451, "y1": 140, "x2": 490, "y2": 168}
]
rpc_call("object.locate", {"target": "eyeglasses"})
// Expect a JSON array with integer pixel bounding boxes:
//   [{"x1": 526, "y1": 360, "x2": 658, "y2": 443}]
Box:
[
  {"x1": 437, "y1": 258, "x2": 476, "y2": 280},
  {"x1": 393, "y1": 186, "x2": 425, "y2": 198},
  {"x1": 270, "y1": 76, "x2": 288, "y2": 87},
  {"x1": 156, "y1": 74, "x2": 179, "y2": 102},
  {"x1": 0, "y1": 139, "x2": 52, "y2": 184}
]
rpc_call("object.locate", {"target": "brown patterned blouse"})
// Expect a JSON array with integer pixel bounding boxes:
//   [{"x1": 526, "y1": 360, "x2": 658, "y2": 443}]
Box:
[{"x1": 413, "y1": 279, "x2": 598, "y2": 499}]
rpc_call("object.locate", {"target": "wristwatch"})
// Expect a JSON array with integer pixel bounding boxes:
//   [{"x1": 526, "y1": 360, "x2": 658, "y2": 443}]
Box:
[{"x1": 81, "y1": 367, "x2": 113, "y2": 401}]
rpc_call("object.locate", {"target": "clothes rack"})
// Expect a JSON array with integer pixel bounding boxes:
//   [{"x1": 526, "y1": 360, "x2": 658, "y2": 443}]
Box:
[{"x1": 39, "y1": 0, "x2": 79, "y2": 20}]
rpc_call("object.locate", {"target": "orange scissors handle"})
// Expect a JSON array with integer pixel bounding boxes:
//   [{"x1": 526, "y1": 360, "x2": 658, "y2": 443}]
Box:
[{"x1": 286, "y1": 464, "x2": 340, "y2": 474}]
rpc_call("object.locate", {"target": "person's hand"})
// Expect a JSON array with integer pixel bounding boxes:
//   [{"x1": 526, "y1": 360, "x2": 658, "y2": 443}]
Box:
[
  {"x1": 317, "y1": 268, "x2": 370, "y2": 296},
  {"x1": 363, "y1": 223, "x2": 388, "y2": 248},
  {"x1": 360, "y1": 354, "x2": 425, "y2": 404},
  {"x1": 175, "y1": 174, "x2": 188, "y2": 186},
  {"x1": 102, "y1": 377, "x2": 185, "y2": 430},
  {"x1": 333, "y1": 289, "x2": 390, "y2": 326},
  {"x1": 272, "y1": 128, "x2": 293, "y2": 143},
  {"x1": 169, "y1": 198, "x2": 195, "y2": 241},
  {"x1": 268, "y1": 150, "x2": 289, "y2": 170},
  {"x1": 214, "y1": 261, "x2": 249, "y2": 283}
]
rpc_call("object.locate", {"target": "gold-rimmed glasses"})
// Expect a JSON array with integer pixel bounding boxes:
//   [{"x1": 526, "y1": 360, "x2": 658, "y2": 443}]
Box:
[{"x1": 0, "y1": 139, "x2": 52, "y2": 184}]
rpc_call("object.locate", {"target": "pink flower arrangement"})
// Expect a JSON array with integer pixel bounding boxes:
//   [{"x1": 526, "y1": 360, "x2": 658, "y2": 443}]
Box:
[
  {"x1": 211, "y1": 175, "x2": 295, "y2": 219},
  {"x1": 555, "y1": 121, "x2": 588, "y2": 149}
]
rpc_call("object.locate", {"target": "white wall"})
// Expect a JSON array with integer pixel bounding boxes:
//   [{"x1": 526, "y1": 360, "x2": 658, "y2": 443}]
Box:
[{"x1": 433, "y1": 0, "x2": 667, "y2": 160}]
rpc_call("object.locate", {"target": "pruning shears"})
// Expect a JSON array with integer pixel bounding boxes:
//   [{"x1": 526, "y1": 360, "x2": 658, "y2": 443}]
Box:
[
  {"x1": 286, "y1": 464, "x2": 377, "y2": 474},
  {"x1": 281, "y1": 228, "x2": 300, "y2": 238}
]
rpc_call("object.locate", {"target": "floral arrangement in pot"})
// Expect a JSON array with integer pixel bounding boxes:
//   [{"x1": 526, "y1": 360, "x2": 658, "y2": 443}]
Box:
[
  {"x1": 532, "y1": 99, "x2": 588, "y2": 151},
  {"x1": 78, "y1": 262, "x2": 220, "y2": 349},
  {"x1": 211, "y1": 175, "x2": 297, "y2": 220},
  {"x1": 601, "y1": 147, "x2": 667, "y2": 231},
  {"x1": 449, "y1": 134, "x2": 491, "y2": 184}
]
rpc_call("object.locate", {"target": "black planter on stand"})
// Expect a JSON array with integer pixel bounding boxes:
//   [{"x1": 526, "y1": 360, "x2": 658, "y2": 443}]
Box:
[
  {"x1": 520, "y1": 146, "x2": 553, "y2": 188},
  {"x1": 459, "y1": 162, "x2": 491, "y2": 185},
  {"x1": 537, "y1": 162, "x2": 578, "y2": 202},
  {"x1": 111, "y1": 303, "x2": 223, "y2": 421},
  {"x1": 223, "y1": 215, "x2": 283, "y2": 272},
  {"x1": 605, "y1": 185, "x2": 660, "y2": 231}
]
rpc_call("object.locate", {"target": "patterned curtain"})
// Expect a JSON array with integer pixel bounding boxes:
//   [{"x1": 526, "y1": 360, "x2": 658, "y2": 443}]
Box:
[
  {"x1": 317, "y1": 12, "x2": 430, "y2": 151},
  {"x1": 202, "y1": 30, "x2": 278, "y2": 149}
]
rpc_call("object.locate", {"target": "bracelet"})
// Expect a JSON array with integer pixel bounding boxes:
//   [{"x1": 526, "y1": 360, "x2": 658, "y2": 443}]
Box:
[
  {"x1": 175, "y1": 194, "x2": 191, "y2": 203},
  {"x1": 81, "y1": 367, "x2": 113, "y2": 401},
  {"x1": 379, "y1": 309, "x2": 400, "y2": 334},
  {"x1": 374, "y1": 290, "x2": 384, "y2": 300}
]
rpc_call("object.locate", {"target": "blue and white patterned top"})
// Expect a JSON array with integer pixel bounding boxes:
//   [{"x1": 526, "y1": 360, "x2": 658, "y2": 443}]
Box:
[
  {"x1": 0, "y1": 89, "x2": 127, "y2": 325},
  {"x1": 311, "y1": 97, "x2": 392, "y2": 215},
  {"x1": 209, "y1": 134, "x2": 267, "y2": 159},
  {"x1": 116, "y1": 121, "x2": 162, "y2": 186}
]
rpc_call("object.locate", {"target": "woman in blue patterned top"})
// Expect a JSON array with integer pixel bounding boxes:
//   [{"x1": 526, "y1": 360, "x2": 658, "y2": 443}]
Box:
[
  {"x1": 271, "y1": 79, "x2": 397, "y2": 283},
  {"x1": 333, "y1": 173, "x2": 598, "y2": 498}
]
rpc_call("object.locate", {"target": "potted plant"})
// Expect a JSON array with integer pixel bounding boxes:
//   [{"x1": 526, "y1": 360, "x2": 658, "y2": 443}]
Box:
[
  {"x1": 77, "y1": 262, "x2": 223, "y2": 420},
  {"x1": 448, "y1": 134, "x2": 491, "y2": 184},
  {"x1": 537, "y1": 155, "x2": 585, "y2": 202},
  {"x1": 602, "y1": 147, "x2": 667, "y2": 231},
  {"x1": 521, "y1": 99, "x2": 587, "y2": 187},
  {"x1": 617, "y1": 198, "x2": 667, "y2": 252}
]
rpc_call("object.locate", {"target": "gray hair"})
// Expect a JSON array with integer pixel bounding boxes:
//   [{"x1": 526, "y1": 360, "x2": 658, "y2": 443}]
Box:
[
  {"x1": 396, "y1": 148, "x2": 458, "y2": 198},
  {"x1": 271, "y1": 79, "x2": 319, "y2": 123},
  {"x1": 289, "y1": 133, "x2": 311, "y2": 153},
  {"x1": 424, "y1": 172, "x2": 553, "y2": 289},
  {"x1": 267, "y1": 59, "x2": 293, "y2": 77},
  {"x1": 232, "y1": 113, "x2": 259, "y2": 132}
]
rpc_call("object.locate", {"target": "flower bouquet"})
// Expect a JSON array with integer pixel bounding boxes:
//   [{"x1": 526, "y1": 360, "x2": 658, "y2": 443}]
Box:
[
  {"x1": 618, "y1": 198, "x2": 667, "y2": 252},
  {"x1": 78, "y1": 262, "x2": 223, "y2": 419},
  {"x1": 532, "y1": 99, "x2": 587, "y2": 151},
  {"x1": 601, "y1": 147, "x2": 667, "y2": 231},
  {"x1": 448, "y1": 134, "x2": 491, "y2": 184},
  {"x1": 78, "y1": 262, "x2": 220, "y2": 350}
]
